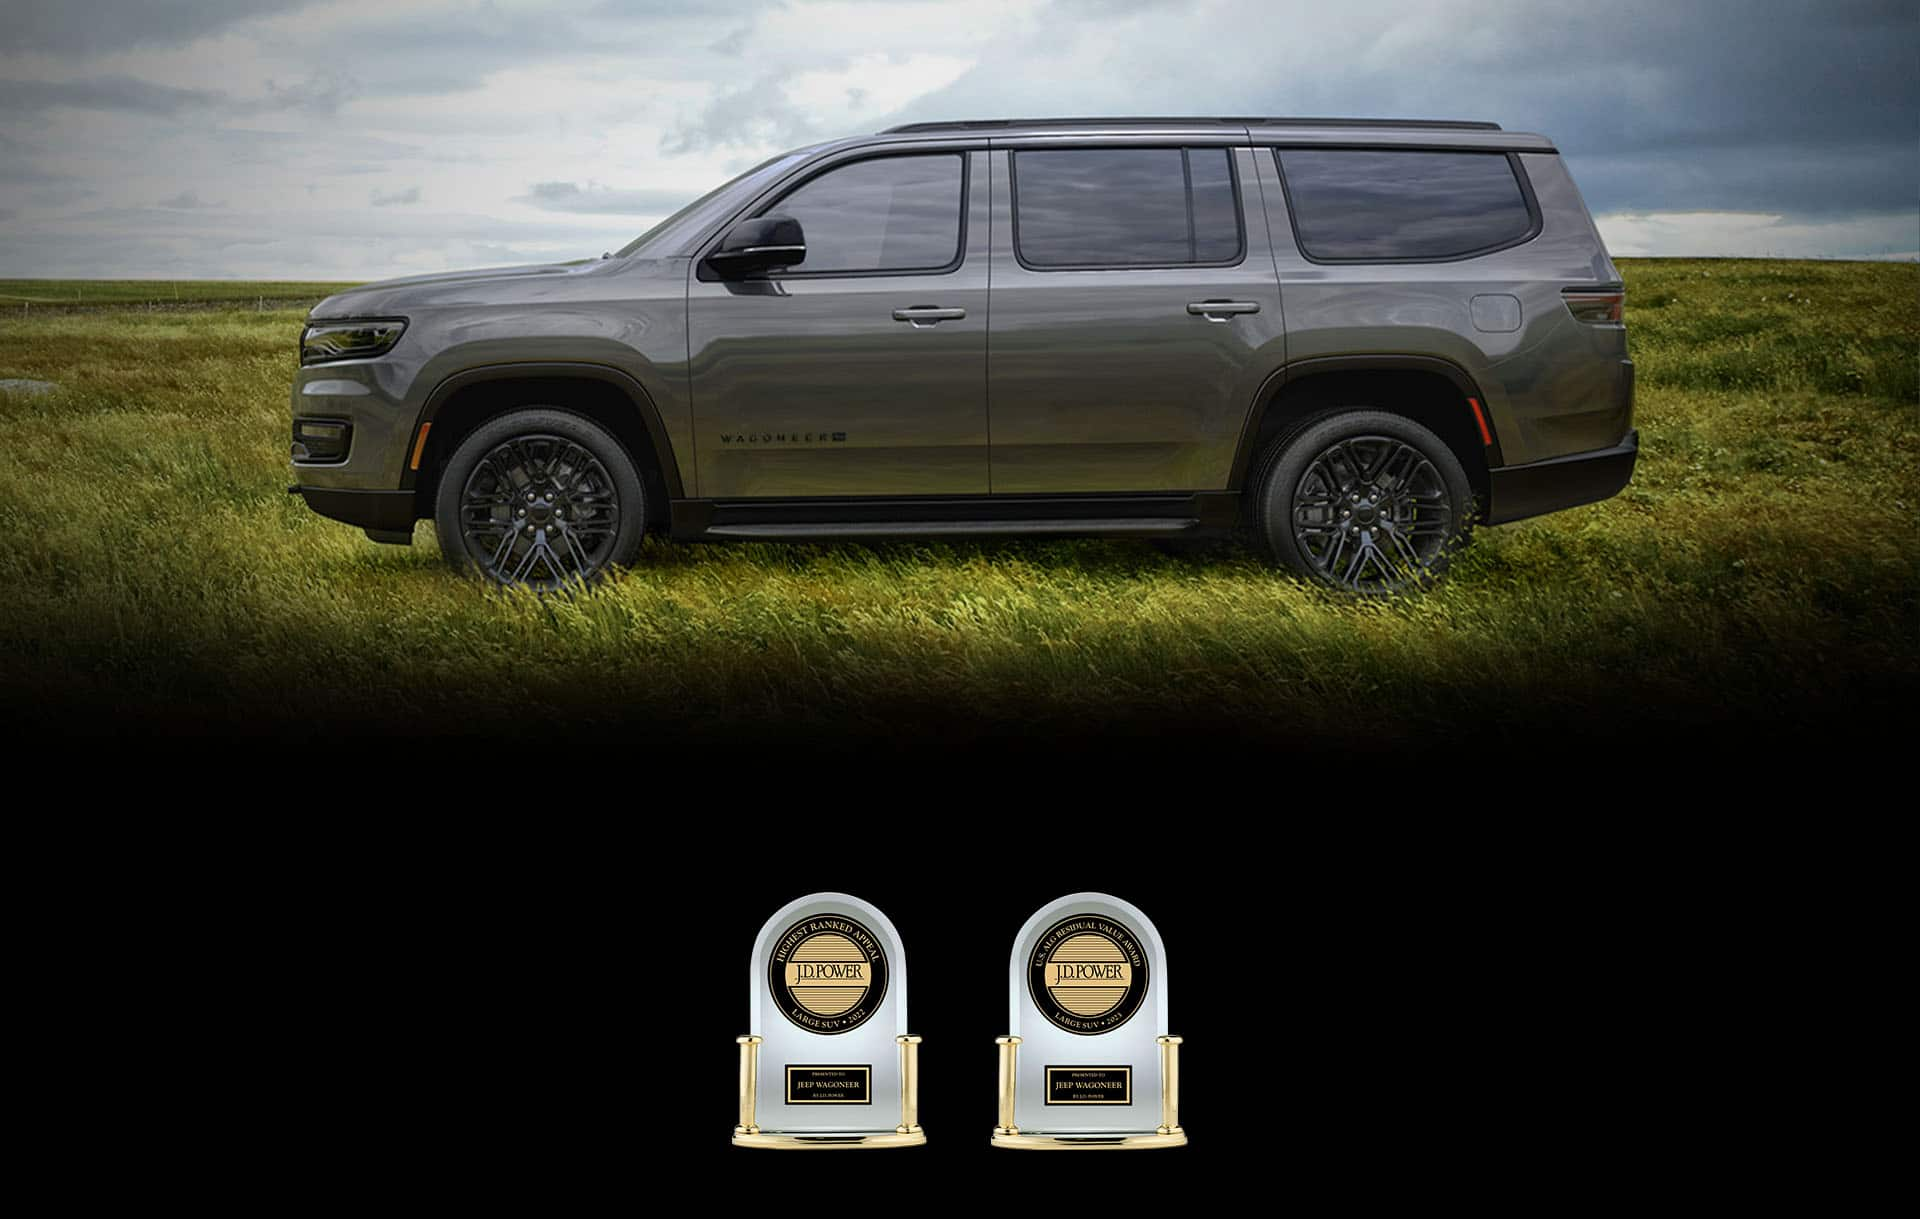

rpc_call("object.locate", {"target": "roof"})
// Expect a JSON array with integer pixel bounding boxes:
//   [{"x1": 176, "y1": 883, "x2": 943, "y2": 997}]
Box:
[
  {"x1": 870, "y1": 116, "x2": 1553, "y2": 152},
  {"x1": 883, "y1": 116, "x2": 1502, "y2": 133}
]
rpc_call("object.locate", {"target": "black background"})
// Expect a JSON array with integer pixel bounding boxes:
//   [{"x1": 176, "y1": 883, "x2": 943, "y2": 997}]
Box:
[
  {"x1": 236, "y1": 805, "x2": 1678, "y2": 1201},
  {"x1": 667, "y1": 824, "x2": 1635, "y2": 1185},
  {"x1": 48, "y1": 753, "x2": 1809, "y2": 1207}
]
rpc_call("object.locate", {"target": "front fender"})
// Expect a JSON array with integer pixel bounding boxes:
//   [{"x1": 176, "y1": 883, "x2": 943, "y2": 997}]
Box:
[{"x1": 404, "y1": 360, "x2": 687, "y2": 498}]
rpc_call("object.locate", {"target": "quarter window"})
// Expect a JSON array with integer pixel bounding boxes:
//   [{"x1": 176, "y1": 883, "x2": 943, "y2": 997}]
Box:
[
  {"x1": 1012, "y1": 147, "x2": 1244, "y2": 268},
  {"x1": 1276, "y1": 149, "x2": 1536, "y2": 262},
  {"x1": 760, "y1": 154, "x2": 964, "y2": 275}
]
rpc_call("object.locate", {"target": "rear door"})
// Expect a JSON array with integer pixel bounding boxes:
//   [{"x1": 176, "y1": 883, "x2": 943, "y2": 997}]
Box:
[
  {"x1": 984, "y1": 140, "x2": 1284, "y2": 493},
  {"x1": 688, "y1": 147, "x2": 990, "y2": 498}
]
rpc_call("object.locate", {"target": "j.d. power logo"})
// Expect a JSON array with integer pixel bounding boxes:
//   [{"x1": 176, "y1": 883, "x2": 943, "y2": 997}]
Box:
[
  {"x1": 769, "y1": 914, "x2": 889, "y2": 1035},
  {"x1": 1027, "y1": 915, "x2": 1149, "y2": 1035}
]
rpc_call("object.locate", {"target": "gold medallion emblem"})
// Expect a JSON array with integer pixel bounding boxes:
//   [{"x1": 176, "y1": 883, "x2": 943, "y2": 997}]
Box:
[
  {"x1": 769, "y1": 914, "x2": 889, "y2": 1034},
  {"x1": 1027, "y1": 915, "x2": 1149, "y2": 1035}
]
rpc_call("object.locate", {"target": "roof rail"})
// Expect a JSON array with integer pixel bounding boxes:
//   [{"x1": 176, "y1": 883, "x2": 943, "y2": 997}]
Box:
[{"x1": 881, "y1": 116, "x2": 1503, "y2": 134}]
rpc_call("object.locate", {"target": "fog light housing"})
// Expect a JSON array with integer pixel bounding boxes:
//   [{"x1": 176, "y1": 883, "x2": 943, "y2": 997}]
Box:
[{"x1": 293, "y1": 417, "x2": 352, "y2": 463}]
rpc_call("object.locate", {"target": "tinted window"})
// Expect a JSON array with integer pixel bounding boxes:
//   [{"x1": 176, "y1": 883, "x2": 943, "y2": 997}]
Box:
[
  {"x1": 763, "y1": 154, "x2": 963, "y2": 275},
  {"x1": 1277, "y1": 150, "x2": 1534, "y2": 261},
  {"x1": 1188, "y1": 148, "x2": 1241, "y2": 263},
  {"x1": 1013, "y1": 147, "x2": 1242, "y2": 267}
]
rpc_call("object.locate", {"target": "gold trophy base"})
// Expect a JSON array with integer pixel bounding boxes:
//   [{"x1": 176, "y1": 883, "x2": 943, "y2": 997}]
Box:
[
  {"x1": 990, "y1": 1034, "x2": 1186, "y2": 1150},
  {"x1": 734, "y1": 1034, "x2": 926, "y2": 1149},
  {"x1": 733, "y1": 1127, "x2": 927, "y2": 1150},
  {"x1": 990, "y1": 1128, "x2": 1187, "y2": 1150}
]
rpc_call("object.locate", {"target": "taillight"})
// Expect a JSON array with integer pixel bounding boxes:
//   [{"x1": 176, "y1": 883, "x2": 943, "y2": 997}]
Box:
[{"x1": 1563, "y1": 288, "x2": 1624, "y2": 325}]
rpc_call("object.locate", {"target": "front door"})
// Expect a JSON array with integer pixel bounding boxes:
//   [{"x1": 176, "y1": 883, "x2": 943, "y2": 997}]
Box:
[
  {"x1": 985, "y1": 143, "x2": 1285, "y2": 493},
  {"x1": 688, "y1": 148, "x2": 989, "y2": 498}
]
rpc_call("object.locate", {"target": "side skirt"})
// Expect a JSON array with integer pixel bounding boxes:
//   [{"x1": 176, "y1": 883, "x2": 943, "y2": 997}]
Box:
[{"x1": 666, "y1": 493, "x2": 1241, "y2": 543}]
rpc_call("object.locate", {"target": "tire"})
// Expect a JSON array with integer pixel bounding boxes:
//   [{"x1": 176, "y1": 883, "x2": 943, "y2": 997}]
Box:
[
  {"x1": 1250, "y1": 409, "x2": 1473, "y2": 594},
  {"x1": 433, "y1": 408, "x2": 645, "y2": 588}
]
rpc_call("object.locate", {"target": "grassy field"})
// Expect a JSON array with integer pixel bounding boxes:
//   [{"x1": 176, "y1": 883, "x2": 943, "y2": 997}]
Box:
[
  {"x1": 0, "y1": 259, "x2": 1914, "y2": 753},
  {"x1": 0, "y1": 279, "x2": 353, "y2": 307}
]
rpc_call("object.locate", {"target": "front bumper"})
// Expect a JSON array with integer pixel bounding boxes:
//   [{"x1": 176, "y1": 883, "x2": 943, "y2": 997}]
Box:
[
  {"x1": 289, "y1": 364, "x2": 416, "y2": 489},
  {"x1": 292, "y1": 485, "x2": 418, "y2": 544},
  {"x1": 290, "y1": 358, "x2": 423, "y2": 543},
  {"x1": 1484, "y1": 429, "x2": 1638, "y2": 525}
]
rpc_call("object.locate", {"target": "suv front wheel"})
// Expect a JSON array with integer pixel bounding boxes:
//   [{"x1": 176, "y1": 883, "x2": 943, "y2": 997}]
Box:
[
  {"x1": 1252, "y1": 409, "x2": 1473, "y2": 594},
  {"x1": 433, "y1": 408, "x2": 645, "y2": 588}
]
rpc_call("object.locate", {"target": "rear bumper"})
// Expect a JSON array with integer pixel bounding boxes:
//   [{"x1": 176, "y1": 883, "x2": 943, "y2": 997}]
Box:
[
  {"x1": 293, "y1": 485, "x2": 418, "y2": 543},
  {"x1": 1484, "y1": 429, "x2": 1638, "y2": 525}
]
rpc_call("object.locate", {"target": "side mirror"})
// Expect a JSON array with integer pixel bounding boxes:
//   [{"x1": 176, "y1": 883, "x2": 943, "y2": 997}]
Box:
[{"x1": 707, "y1": 215, "x2": 806, "y2": 275}]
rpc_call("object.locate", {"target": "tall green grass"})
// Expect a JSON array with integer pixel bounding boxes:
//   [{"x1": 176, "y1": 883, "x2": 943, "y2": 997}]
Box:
[
  {"x1": 0, "y1": 279, "x2": 355, "y2": 306},
  {"x1": 0, "y1": 259, "x2": 1914, "y2": 746}
]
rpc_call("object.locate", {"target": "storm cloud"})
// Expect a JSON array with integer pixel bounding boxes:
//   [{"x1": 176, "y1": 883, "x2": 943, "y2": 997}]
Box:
[
  {"x1": 0, "y1": 75, "x2": 224, "y2": 116},
  {"x1": 4, "y1": 0, "x2": 322, "y2": 56},
  {"x1": 522, "y1": 181, "x2": 700, "y2": 214},
  {"x1": 1, "y1": 0, "x2": 1913, "y2": 278},
  {"x1": 157, "y1": 189, "x2": 223, "y2": 209}
]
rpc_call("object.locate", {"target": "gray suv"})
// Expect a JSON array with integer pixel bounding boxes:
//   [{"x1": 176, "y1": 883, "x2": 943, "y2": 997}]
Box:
[{"x1": 291, "y1": 116, "x2": 1635, "y2": 592}]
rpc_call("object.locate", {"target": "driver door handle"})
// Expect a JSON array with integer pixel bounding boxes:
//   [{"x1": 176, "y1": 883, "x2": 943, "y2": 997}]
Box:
[
  {"x1": 892, "y1": 306, "x2": 967, "y2": 327},
  {"x1": 1187, "y1": 300, "x2": 1261, "y2": 321}
]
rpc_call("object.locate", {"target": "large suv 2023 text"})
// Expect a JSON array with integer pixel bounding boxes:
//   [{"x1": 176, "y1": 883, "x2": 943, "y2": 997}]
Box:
[{"x1": 291, "y1": 116, "x2": 1636, "y2": 592}]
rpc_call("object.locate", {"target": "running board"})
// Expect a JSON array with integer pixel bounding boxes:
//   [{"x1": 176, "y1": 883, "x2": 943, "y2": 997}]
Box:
[
  {"x1": 667, "y1": 492, "x2": 1242, "y2": 543},
  {"x1": 704, "y1": 518, "x2": 1200, "y2": 539}
]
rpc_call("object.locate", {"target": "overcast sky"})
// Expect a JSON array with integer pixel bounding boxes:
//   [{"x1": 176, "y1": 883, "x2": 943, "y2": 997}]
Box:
[{"x1": 1, "y1": 0, "x2": 1915, "y2": 280}]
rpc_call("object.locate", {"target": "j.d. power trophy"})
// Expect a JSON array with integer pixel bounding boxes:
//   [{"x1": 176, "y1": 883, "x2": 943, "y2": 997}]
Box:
[
  {"x1": 992, "y1": 892, "x2": 1185, "y2": 1149},
  {"x1": 733, "y1": 892, "x2": 925, "y2": 1148}
]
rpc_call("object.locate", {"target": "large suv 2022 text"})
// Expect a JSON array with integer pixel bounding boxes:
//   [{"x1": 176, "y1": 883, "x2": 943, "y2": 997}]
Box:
[{"x1": 291, "y1": 116, "x2": 1636, "y2": 592}]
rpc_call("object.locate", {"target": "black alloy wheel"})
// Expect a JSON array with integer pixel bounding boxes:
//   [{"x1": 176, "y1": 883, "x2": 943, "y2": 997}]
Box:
[
  {"x1": 433, "y1": 408, "x2": 645, "y2": 589},
  {"x1": 1254, "y1": 410, "x2": 1473, "y2": 594}
]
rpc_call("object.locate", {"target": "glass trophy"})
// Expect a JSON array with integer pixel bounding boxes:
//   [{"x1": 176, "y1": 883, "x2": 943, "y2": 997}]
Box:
[
  {"x1": 733, "y1": 891, "x2": 925, "y2": 1148},
  {"x1": 992, "y1": 891, "x2": 1185, "y2": 1149}
]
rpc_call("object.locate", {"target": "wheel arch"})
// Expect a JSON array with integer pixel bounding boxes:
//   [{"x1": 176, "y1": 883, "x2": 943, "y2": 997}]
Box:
[
  {"x1": 405, "y1": 363, "x2": 681, "y2": 525},
  {"x1": 1229, "y1": 355, "x2": 1502, "y2": 513}
]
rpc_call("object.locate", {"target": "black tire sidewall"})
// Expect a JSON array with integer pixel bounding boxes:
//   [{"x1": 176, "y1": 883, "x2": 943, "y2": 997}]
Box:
[
  {"x1": 432, "y1": 408, "x2": 646, "y2": 582},
  {"x1": 1256, "y1": 409, "x2": 1473, "y2": 591}
]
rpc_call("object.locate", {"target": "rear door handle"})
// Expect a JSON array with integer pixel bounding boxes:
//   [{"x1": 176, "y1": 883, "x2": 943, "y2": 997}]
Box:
[
  {"x1": 1187, "y1": 300, "x2": 1261, "y2": 321},
  {"x1": 892, "y1": 306, "x2": 967, "y2": 327}
]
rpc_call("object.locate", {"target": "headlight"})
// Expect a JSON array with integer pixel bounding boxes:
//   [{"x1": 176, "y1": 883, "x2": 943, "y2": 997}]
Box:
[{"x1": 301, "y1": 319, "x2": 406, "y2": 365}]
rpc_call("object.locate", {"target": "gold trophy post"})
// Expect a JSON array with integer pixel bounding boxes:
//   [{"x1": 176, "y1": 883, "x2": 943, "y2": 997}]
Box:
[
  {"x1": 989, "y1": 1033, "x2": 1187, "y2": 1149},
  {"x1": 732, "y1": 1033, "x2": 927, "y2": 1149}
]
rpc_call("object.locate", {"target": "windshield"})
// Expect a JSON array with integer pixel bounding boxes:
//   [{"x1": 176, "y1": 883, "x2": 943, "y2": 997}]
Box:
[{"x1": 615, "y1": 151, "x2": 814, "y2": 259}]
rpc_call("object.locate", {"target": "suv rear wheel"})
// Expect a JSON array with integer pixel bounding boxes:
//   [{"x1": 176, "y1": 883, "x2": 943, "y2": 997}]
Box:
[
  {"x1": 433, "y1": 408, "x2": 645, "y2": 588},
  {"x1": 1251, "y1": 409, "x2": 1472, "y2": 594}
]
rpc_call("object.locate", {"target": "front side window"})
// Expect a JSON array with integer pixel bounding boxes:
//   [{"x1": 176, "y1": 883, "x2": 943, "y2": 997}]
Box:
[
  {"x1": 1277, "y1": 149, "x2": 1536, "y2": 262},
  {"x1": 1012, "y1": 147, "x2": 1244, "y2": 268},
  {"x1": 761, "y1": 153, "x2": 964, "y2": 275}
]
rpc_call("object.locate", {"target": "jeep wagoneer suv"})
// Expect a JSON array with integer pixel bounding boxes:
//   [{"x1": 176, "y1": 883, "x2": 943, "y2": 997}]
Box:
[{"x1": 291, "y1": 117, "x2": 1635, "y2": 592}]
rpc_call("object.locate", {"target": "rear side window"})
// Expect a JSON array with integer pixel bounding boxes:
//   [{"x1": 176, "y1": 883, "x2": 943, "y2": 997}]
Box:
[
  {"x1": 763, "y1": 153, "x2": 964, "y2": 275},
  {"x1": 1012, "y1": 147, "x2": 1244, "y2": 268},
  {"x1": 1276, "y1": 150, "x2": 1536, "y2": 262}
]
